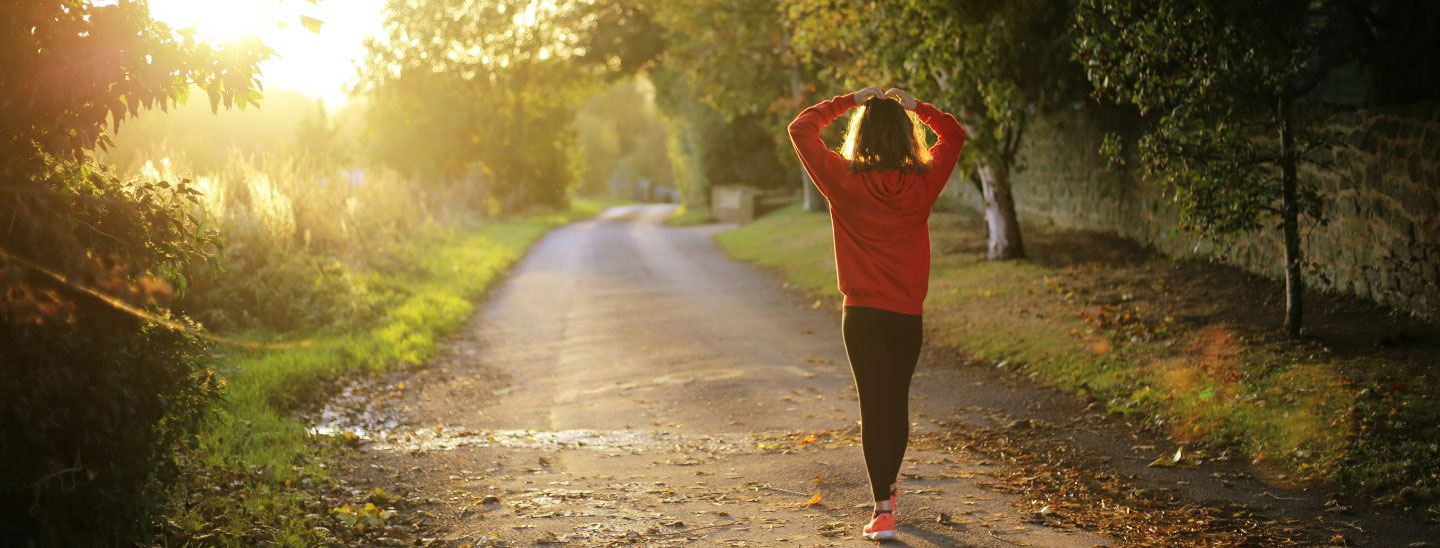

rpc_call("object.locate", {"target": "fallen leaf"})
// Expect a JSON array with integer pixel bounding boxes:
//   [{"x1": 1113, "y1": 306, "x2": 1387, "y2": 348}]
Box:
[{"x1": 800, "y1": 493, "x2": 824, "y2": 508}]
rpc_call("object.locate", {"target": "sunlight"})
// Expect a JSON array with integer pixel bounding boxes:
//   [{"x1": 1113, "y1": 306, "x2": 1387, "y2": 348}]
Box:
[
  {"x1": 145, "y1": 0, "x2": 386, "y2": 106},
  {"x1": 144, "y1": 0, "x2": 276, "y2": 43}
]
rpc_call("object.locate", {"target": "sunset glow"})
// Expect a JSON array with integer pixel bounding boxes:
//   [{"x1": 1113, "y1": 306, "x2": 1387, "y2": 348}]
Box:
[{"x1": 145, "y1": 0, "x2": 386, "y2": 106}]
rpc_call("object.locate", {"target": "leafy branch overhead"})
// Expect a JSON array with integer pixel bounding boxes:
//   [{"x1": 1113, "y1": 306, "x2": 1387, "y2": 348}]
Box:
[
  {"x1": 1074, "y1": 0, "x2": 1332, "y2": 235},
  {"x1": 359, "y1": 0, "x2": 592, "y2": 211},
  {"x1": 2, "y1": 1, "x2": 270, "y2": 317},
  {"x1": 1074, "y1": 0, "x2": 1373, "y2": 336},
  {"x1": 784, "y1": 0, "x2": 1084, "y2": 260}
]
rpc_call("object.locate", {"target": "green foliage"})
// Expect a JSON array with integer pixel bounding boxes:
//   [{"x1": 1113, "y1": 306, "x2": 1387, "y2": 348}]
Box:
[
  {"x1": 1073, "y1": 0, "x2": 1364, "y2": 335},
  {"x1": 1, "y1": 1, "x2": 269, "y2": 165},
  {"x1": 573, "y1": 0, "x2": 817, "y2": 208},
  {"x1": 782, "y1": 0, "x2": 1081, "y2": 258},
  {"x1": 189, "y1": 250, "x2": 389, "y2": 334},
  {"x1": 651, "y1": 0, "x2": 800, "y2": 121},
  {"x1": 653, "y1": 72, "x2": 788, "y2": 201},
  {"x1": 655, "y1": 98, "x2": 716, "y2": 208},
  {"x1": 144, "y1": 152, "x2": 452, "y2": 335},
  {"x1": 360, "y1": 0, "x2": 594, "y2": 212},
  {"x1": 573, "y1": 77, "x2": 674, "y2": 197},
  {"x1": 785, "y1": 0, "x2": 1082, "y2": 168},
  {"x1": 0, "y1": 3, "x2": 266, "y2": 544},
  {"x1": 2, "y1": 0, "x2": 266, "y2": 301},
  {"x1": 0, "y1": 309, "x2": 218, "y2": 545},
  {"x1": 575, "y1": 0, "x2": 666, "y2": 75},
  {"x1": 1073, "y1": 0, "x2": 1329, "y2": 235}
]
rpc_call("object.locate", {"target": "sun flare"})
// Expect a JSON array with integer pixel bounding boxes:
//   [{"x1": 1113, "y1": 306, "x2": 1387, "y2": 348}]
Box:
[
  {"x1": 144, "y1": 0, "x2": 277, "y2": 43},
  {"x1": 144, "y1": 0, "x2": 386, "y2": 106}
]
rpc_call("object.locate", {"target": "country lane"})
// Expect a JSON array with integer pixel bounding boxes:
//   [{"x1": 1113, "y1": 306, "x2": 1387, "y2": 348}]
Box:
[{"x1": 321, "y1": 203, "x2": 1125, "y2": 547}]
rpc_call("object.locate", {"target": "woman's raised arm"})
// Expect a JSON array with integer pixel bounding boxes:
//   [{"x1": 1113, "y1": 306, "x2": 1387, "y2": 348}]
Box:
[
  {"x1": 787, "y1": 87, "x2": 879, "y2": 198},
  {"x1": 909, "y1": 95, "x2": 966, "y2": 196}
]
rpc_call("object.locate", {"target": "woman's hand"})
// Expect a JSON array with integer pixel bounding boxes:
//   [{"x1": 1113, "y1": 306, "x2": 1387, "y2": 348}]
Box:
[
  {"x1": 884, "y1": 88, "x2": 917, "y2": 110},
  {"x1": 852, "y1": 86, "x2": 884, "y2": 105}
]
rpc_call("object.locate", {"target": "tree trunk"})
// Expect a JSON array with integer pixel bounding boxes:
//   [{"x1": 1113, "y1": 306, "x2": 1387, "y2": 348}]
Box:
[
  {"x1": 801, "y1": 171, "x2": 827, "y2": 212},
  {"x1": 783, "y1": 30, "x2": 826, "y2": 214},
  {"x1": 976, "y1": 163, "x2": 1025, "y2": 260},
  {"x1": 1279, "y1": 100, "x2": 1304, "y2": 338}
]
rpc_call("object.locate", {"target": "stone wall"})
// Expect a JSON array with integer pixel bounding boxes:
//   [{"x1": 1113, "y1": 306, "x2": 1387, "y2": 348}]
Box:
[{"x1": 941, "y1": 103, "x2": 1440, "y2": 320}]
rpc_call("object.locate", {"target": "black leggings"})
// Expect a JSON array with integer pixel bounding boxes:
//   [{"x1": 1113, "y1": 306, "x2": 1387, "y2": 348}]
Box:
[{"x1": 841, "y1": 306, "x2": 923, "y2": 502}]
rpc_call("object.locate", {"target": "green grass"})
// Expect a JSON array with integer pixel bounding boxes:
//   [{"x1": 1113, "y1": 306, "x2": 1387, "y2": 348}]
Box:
[
  {"x1": 717, "y1": 204, "x2": 1437, "y2": 505},
  {"x1": 662, "y1": 203, "x2": 717, "y2": 226},
  {"x1": 713, "y1": 204, "x2": 836, "y2": 298},
  {"x1": 159, "y1": 200, "x2": 614, "y2": 546}
]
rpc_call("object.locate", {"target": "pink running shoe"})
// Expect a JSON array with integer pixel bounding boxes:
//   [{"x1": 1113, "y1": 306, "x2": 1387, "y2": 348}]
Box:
[{"x1": 863, "y1": 510, "x2": 896, "y2": 541}]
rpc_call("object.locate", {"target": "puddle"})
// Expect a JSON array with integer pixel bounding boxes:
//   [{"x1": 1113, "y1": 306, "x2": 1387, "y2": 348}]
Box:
[
  {"x1": 307, "y1": 376, "x2": 407, "y2": 434},
  {"x1": 307, "y1": 368, "x2": 768, "y2": 455},
  {"x1": 311, "y1": 424, "x2": 760, "y2": 454}
]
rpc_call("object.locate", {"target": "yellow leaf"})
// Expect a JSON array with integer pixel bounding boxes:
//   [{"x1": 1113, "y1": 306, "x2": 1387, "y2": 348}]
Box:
[{"x1": 800, "y1": 493, "x2": 824, "y2": 508}]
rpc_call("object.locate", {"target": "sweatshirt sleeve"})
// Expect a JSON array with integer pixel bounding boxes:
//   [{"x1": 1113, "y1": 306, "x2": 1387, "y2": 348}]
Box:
[
  {"x1": 914, "y1": 101, "x2": 967, "y2": 198},
  {"x1": 787, "y1": 93, "x2": 857, "y2": 199}
]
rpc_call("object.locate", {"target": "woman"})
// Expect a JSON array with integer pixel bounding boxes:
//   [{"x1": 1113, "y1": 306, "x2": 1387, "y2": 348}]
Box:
[{"x1": 786, "y1": 86, "x2": 965, "y2": 541}]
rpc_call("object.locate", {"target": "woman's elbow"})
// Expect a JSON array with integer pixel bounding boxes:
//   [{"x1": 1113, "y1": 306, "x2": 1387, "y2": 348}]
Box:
[{"x1": 786, "y1": 118, "x2": 807, "y2": 136}]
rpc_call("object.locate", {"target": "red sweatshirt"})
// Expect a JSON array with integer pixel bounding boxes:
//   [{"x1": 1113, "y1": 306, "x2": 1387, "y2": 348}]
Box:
[{"x1": 787, "y1": 93, "x2": 966, "y2": 316}]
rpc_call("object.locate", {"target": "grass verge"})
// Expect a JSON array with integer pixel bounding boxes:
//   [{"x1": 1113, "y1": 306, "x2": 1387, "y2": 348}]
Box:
[
  {"x1": 662, "y1": 203, "x2": 716, "y2": 226},
  {"x1": 715, "y1": 204, "x2": 1440, "y2": 512},
  {"x1": 155, "y1": 200, "x2": 615, "y2": 546}
]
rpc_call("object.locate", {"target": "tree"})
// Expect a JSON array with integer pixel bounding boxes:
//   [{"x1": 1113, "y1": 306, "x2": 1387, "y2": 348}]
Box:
[
  {"x1": 785, "y1": 0, "x2": 1082, "y2": 260},
  {"x1": 648, "y1": 0, "x2": 827, "y2": 211},
  {"x1": 1, "y1": 0, "x2": 267, "y2": 337},
  {"x1": 573, "y1": 76, "x2": 674, "y2": 198},
  {"x1": 359, "y1": 0, "x2": 592, "y2": 212},
  {"x1": 1, "y1": 1, "x2": 266, "y2": 542},
  {"x1": 1074, "y1": 0, "x2": 1373, "y2": 337},
  {"x1": 572, "y1": 0, "x2": 823, "y2": 213}
]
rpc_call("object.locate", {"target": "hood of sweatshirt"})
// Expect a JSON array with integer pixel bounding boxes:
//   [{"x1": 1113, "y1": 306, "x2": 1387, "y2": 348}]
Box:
[{"x1": 858, "y1": 170, "x2": 927, "y2": 213}]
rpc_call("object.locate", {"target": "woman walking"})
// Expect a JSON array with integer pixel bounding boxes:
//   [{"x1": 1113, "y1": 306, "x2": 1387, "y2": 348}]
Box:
[{"x1": 786, "y1": 86, "x2": 965, "y2": 541}]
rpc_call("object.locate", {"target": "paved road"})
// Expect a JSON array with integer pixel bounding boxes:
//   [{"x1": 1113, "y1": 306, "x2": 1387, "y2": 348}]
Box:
[
  {"x1": 331, "y1": 204, "x2": 1112, "y2": 547},
  {"x1": 325, "y1": 204, "x2": 1440, "y2": 547}
]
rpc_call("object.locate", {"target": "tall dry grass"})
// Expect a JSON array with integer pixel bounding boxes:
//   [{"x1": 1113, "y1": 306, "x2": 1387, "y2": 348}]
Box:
[{"x1": 130, "y1": 150, "x2": 478, "y2": 334}]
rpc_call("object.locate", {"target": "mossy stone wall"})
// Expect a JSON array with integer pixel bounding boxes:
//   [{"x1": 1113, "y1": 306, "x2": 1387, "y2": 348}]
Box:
[{"x1": 941, "y1": 103, "x2": 1440, "y2": 320}]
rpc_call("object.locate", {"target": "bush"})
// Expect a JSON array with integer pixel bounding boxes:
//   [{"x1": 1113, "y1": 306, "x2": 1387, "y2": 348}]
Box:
[
  {"x1": 144, "y1": 152, "x2": 462, "y2": 335},
  {"x1": 0, "y1": 160, "x2": 221, "y2": 548},
  {"x1": 1, "y1": 3, "x2": 265, "y2": 545},
  {"x1": 0, "y1": 300, "x2": 217, "y2": 547}
]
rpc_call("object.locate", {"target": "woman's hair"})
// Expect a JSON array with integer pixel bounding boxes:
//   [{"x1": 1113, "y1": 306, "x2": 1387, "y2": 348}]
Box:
[{"x1": 840, "y1": 96, "x2": 931, "y2": 173}]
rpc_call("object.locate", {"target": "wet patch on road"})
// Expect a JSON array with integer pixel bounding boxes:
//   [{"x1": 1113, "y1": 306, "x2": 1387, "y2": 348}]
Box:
[{"x1": 321, "y1": 425, "x2": 762, "y2": 455}]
